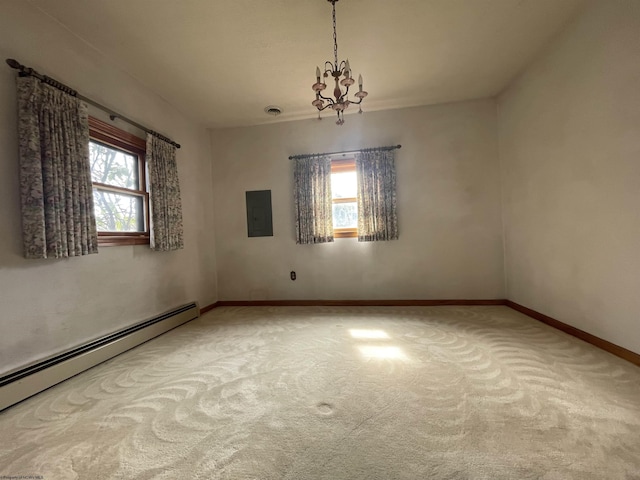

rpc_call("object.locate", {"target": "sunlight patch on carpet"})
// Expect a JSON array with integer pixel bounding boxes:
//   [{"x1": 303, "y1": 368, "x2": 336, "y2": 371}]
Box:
[
  {"x1": 349, "y1": 329, "x2": 390, "y2": 339},
  {"x1": 357, "y1": 345, "x2": 408, "y2": 360}
]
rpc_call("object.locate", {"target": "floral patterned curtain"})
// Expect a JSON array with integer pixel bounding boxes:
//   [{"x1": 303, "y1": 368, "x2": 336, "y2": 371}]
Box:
[
  {"x1": 147, "y1": 134, "x2": 184, "y2": 251},
  {"x1": 16, "y1": 76, "x2": 98, "y2": 259},
  {"x1": 356, "y1": 150, "x2": 399, "y2": 242},
  {"x1": 294, "y1": 155, "x2": 334, "y2": 244}
]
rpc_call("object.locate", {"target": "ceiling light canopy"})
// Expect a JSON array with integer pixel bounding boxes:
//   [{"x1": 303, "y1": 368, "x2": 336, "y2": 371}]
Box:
[{"x1": 312, "y1": 0, "x2": 367, "y2": 126}]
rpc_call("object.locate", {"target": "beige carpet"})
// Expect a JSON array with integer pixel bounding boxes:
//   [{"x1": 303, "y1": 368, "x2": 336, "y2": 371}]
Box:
[{"x1": 1, "y1": 306, "x2": 640, "y2": 479}]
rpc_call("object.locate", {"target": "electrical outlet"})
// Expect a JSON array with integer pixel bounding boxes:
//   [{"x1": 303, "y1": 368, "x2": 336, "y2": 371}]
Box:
[{"x1": 290, "y1": 271, "x2": 296, "y2": 281}]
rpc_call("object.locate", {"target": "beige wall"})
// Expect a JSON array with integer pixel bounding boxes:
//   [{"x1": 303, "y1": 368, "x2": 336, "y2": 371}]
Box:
[
  {"x1": 498, "y1": 0, "x2": 640, "y2": 353},
  {"x1": 0, "y1": 2, "x2": 218, "y2": 375},
  {"x1": 211, "y1": 100, "x2": 505, "y2": 301}
]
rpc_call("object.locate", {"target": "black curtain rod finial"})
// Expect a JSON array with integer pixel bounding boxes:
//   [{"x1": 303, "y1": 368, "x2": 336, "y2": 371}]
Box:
[{"x1": 6, "y1": 58, "x2": 21, "y2": 70}]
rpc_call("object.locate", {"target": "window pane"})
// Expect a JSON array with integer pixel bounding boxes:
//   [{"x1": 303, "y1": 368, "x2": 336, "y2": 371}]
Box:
[
  {"x1": 332, "y1": 171, "x2": 357, "y2": 199},
  {"x1": 93, "y1": 189, "x2": 144, "y2": 232},
  {"x1": 333, "y1": 202, "x2": 358, "y2": 229},
  {"x1": 90, "y1": 141, "x2": 138, "y2": 189}
]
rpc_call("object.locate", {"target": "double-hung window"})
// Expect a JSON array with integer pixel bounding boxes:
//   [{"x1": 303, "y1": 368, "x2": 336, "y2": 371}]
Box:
[
  {"x1": 331, "y1": 158, "x2": 358, "y2": 238},
  {"x1": 88, "y1": 117, "x2": 149, "y2": 246}
]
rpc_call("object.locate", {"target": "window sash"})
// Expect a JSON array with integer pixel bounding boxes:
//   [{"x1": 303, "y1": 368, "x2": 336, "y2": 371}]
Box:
[
  {"x1": 93, "y1": 186, "x2": 148, "y2": 233},
  {"x1": 90, "y1": 140, "x2": 140, "y2": 190}
]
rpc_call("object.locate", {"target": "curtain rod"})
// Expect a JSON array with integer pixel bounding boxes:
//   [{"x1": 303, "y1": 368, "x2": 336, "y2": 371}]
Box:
[
  {"x1": 289, "y1": 144, "x2": 401, "y2": 160},
  {"x1": 5, "y1": 58, "x2": 181, "y2": 149}
]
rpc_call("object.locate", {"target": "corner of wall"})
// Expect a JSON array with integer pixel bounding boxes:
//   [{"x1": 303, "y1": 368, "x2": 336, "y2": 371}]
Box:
[{"x1": 493, "y1": 96, "x2": 509, "y2": 300}]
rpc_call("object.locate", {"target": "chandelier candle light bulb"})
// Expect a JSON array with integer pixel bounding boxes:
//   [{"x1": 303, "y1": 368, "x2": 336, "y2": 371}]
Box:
[{"x1": 312, "y1": 0, "x2": 367, "y2": 125}]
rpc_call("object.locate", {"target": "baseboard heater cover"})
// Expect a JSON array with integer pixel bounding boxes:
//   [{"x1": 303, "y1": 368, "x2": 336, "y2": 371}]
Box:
[{"x1": 0, "y1": 302, "x2": 199, "y2": 411}]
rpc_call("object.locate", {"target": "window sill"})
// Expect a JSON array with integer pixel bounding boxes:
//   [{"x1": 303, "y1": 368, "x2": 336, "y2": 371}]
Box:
[
  {"x1": 98, "y1": 233, "x2": 150, "y2": 247},
  {"x1": 334, "y1": 229, "x2": 357, "y2": 239}
]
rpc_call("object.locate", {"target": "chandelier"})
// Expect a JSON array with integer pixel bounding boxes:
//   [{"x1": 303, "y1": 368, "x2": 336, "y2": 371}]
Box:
[{"x1": 312, "y1": 0, "x2": 368, "y2": 125}]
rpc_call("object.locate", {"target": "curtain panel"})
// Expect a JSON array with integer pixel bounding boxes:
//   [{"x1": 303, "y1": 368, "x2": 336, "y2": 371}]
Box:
[
  {"x1": 146, "y1": 134, "x2": 184, "y2": 251},
  {"x1": 16, "y1": 76, "x2": 98, "y2": 259},
  {"x1": 355, "y1": 150, "x2": 399, "y2": 242},
  {"x1": 293, "y1": 155, "x2": 334, "y2": 244}
]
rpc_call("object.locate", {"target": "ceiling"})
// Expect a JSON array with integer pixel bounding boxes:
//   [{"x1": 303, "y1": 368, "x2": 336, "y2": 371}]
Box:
[{"x1": 29, "y1": 0, "x2": 586, "y2": 129}]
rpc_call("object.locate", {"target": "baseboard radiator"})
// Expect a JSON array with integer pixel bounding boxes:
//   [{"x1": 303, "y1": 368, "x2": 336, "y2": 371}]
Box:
[{"x1": 0, "y1": 302, "x2": 200, "y2": 411}]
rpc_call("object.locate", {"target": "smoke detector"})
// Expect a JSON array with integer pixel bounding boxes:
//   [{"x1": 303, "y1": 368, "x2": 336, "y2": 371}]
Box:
[{"x1": 264, "y1": 105, "x2": 282, "y2": 116}]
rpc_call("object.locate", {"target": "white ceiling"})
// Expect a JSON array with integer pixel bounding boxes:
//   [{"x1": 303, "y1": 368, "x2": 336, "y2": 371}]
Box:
[{"x1": 29, "y1": 0, "x2": 585, "y2": 129}]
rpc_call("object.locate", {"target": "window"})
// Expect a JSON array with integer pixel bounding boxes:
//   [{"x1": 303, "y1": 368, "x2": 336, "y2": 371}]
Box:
[
  {"x1": 88, "y1": 117, "x2": 149, "y2": 246},
  {"x1": 331, "y1": 158, "x2": 357, "y2": 238}
]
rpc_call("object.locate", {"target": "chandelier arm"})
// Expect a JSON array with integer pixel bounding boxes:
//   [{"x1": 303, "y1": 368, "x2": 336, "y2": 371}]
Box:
[
  {"x1": 317, "y1": 92, "x2": 335, "y2": 103},
  {"x1": 324, "y1": 61, "x2": 334, "y2": 74},
  {"x1": 316, "y1": 103, "x2": 333, "y2": 112}
]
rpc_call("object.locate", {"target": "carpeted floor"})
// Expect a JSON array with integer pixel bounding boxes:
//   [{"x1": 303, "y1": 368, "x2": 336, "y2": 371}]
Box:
[{"x1": 1, "y1": 306, "x2": 640, "y2": 479}]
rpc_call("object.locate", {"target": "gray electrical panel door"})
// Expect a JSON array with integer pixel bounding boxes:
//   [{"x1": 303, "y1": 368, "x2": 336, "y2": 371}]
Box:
[{"x1": 246, "y1": 190, "x2": 273, "y2": 237}]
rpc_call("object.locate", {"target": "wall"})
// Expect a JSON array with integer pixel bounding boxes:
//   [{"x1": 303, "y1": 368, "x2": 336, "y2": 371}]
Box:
[
  {"x1": 0, "y1": 1, "x2": 218, "y2": 375},
  {"x1": 498, "y1": 0, "x2": 640, "y2": 353},
  {"x1": 210, "y1": 100, "x2": 504, "y2": 301}
]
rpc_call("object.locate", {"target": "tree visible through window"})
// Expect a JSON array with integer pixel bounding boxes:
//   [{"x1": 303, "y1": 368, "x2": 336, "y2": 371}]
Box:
[
  {"x1": 90, "y1": 142, "x2": 142, "y2": 231},
  {"x1": 89, "y1": 117, "x2": 149, "y2": 246},
  {"x1": 331, "y1": 158, "x2": 357, "y2": 238}
]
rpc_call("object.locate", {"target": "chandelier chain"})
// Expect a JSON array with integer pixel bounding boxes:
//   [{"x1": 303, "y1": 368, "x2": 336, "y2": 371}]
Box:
[{"x1": 332, "y1": 1, "x2": 338, "y2": 68}]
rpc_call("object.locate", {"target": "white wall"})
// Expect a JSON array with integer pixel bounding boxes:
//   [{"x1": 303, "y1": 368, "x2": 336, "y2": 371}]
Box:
[
  {"x1": 498, "y1": 0, "x2": 640, "y2": 353},
  {"x1": 0, "y1": 1, "x2": 218, "y2": 375},
  {"x1": 210, "y1": 100, "x2": 505, "y2": 301}
]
